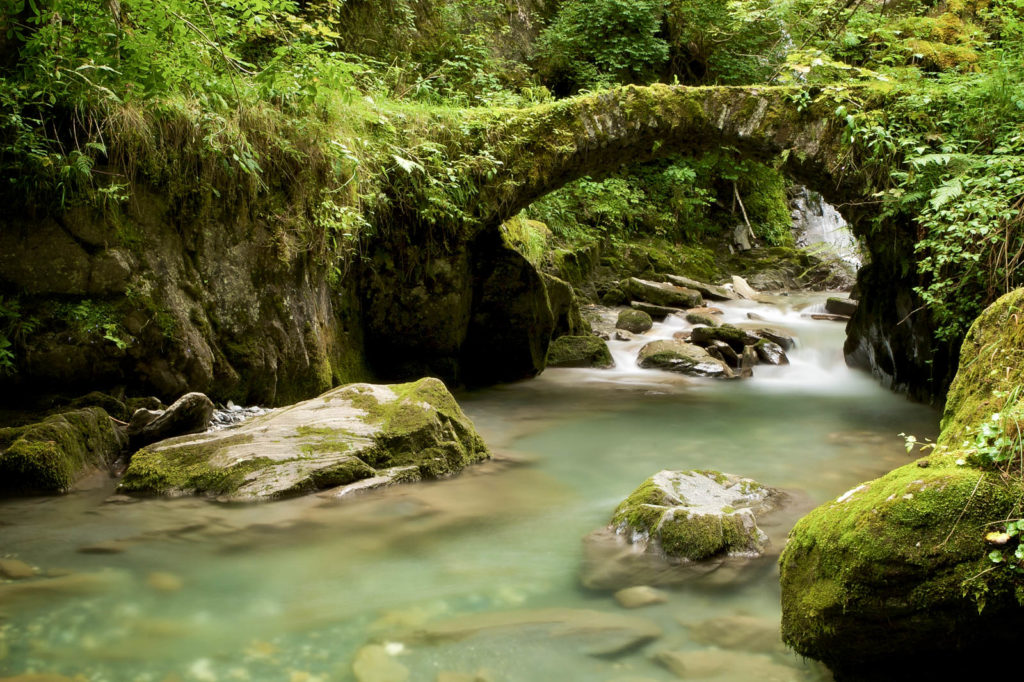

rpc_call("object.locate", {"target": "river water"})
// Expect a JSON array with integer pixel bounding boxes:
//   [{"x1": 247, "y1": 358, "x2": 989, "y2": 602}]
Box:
[{"x1": 0, "y1": 294, "x2": 938, "y2": 682}]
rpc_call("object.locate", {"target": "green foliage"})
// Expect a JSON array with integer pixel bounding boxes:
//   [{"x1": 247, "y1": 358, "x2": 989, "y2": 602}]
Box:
[
  {"x1": 665, "y1": 0, "x2": 786, "y2": 84},
  {"x1": 535, "y1": 0, "x2": 669, "y2": 93},
  {"x1": 0, "y1": 295, "x2": 38, "y2": 375},
  {"x1": 56, "y1": 299, "x2": 131, "y2": 350}
]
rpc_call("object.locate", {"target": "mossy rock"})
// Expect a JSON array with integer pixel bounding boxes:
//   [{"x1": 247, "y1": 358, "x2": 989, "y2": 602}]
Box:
[
  {"x1": 616, "y1": 309, "x2": 653, "y2": 334},
  {"x1": 120, "y1": 378, "x2": 490, "y2": 501},
  {"x1": 611, "y1": 470, "x2": 777, "y2": 559},
  {"x1": 546, "y1": 335, "x2": 614, "y2": 369},
  {"x1": 780, "y1": 289, "x2": 1024, "y2": 678},
  {"x1": 622, "y1": 277, "x2": 703, "y2": 309},
  {"x1": 690, "y1": 325, "x2": 759, "y2": 353},
  {"x1": 0, "y1": 407, "x2": 127, "y2": 495},
  {"x1": 685, "y1": 313, "x2": 718, "y2": 327}
]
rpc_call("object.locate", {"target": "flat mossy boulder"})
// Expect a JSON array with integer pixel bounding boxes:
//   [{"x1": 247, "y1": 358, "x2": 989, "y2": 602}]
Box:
[
  {"x1": 581, "y1": 470, "x2": 783, "y2": 590},
  {"x1": 664, "y1": 274, "x2": 737, "y2": 302},
  {"x1": 780, "y1": 288, "x2": 1024, "y2": 679},
  {"x1": 546, "y1": 335, "x2": 614, "y2": 369},
  {"x1": 622, "y1": 277, "x2": 703, "y2": 309},
  {"x1": 0, "y1": 407, "x2": 127, "y2": 495},
  {"x1": 637, "y1": 339, "x2": 733, "y2": 378},
  {"x1": 119, "y1": 378, "x2": 489, "y2": 501},
  {"x1": 689, "y1": 324, "x2": 760, "y2": 353},
  {"x1": 616, "y1": 309, "x2": 653, "y2": 334}
]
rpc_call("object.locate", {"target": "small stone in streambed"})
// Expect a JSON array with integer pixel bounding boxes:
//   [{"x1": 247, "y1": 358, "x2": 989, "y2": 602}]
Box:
[
  {"x1": 127, "y1": 391, "x2": 215, "y2": 449},
  {"x1": 672, "y1": 331, "x2": 691, "y2": 341},
  {"x1": 0, "y1": 558, "x2": 36, "y2": 580},
  {"x1": 705, "y1": 341, "x2": 739, "y2": 368},
  {"x1": 77, "y1": 540, "x2": 132, "y2": 554},
  {"x1": 146, "y1": 571, "x2": 184, "y2": 592},
  {"x1": 654, "y1": 649, "x2": 801, "y2": 681},
  {"x1": 754, "y1": 340, "x2": 789, "y2": 365},
  {"x1": 683, "y1": 614, "x2": 784, "y2": 654},
  {"x1": 614, "y1": 586, "x2": 668, "y2": 609},
  {"x1": 353, "y1": 644, "x2": 409, "y2": 682},
  {"x1": 616, "y1": 309, "x2": 653, "y2": 334},
  {"x1": 740, "y1": 346, "x2": 756, "y2": 378},
  {"x1": 637, "y1": 340, "x2": 733, "y2": 379},
  {"x1": 103, "y1": 494, "x2": 140, "y2": 505},
  {"x1": 747, "y1": 311, "x2": 768, "y2": 321},
  {"x1": 684, "y1": 312, "x2": 718, "y2": 327},
  {"x1": 806, "y1": 313, "x2": 849, "y2": 322},
  {"x1": 437, "y1": 671, "x2": 494, "y2": 682},
  {"x1": 630, "y1": 300, "x2": 681, "y2": 321},
  {"x1": 825, "y1": 296, "x2": 858, "y2": 317},
  {"x1": 614, "y1": 330, "x2": 637, "y2": 342},
  {"x1": 687, "y1": 306, "x2": 723, "y2": 316}
]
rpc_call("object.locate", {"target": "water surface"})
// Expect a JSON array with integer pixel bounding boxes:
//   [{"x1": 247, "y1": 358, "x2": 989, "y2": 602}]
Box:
[{"x1": 0, "y1": 294, "x2": 939, "y2": 681}]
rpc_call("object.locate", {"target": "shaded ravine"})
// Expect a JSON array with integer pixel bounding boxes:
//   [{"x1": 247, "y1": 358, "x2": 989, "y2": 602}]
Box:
[{"x1": 0, "y1": 294, "x2": 938, "y2": 681}]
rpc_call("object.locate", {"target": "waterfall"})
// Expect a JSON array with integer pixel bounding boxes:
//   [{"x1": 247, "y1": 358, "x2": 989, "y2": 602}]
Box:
[{"x1": 789, "y1": 186, "x2": 862, "y2": 268}]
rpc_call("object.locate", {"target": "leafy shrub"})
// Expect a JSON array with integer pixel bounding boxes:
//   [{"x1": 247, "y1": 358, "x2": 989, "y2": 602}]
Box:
[{"x1": 534, "y1": 0, "x2": 669, "y2": 93}]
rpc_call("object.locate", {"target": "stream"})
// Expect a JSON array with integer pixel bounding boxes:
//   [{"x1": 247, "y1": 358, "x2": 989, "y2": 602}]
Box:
[{"x1": 0, "y1": 293, "x2": 939, "y2": 682}]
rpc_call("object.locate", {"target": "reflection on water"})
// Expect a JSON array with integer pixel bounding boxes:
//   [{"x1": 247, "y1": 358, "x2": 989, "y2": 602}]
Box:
[{"x1": 0, "y1": 294, "x2": 938, "y2": 681}]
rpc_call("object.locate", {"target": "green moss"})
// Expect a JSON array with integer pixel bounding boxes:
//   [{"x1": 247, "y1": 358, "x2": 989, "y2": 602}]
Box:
[
  {"x1": 658, "y1": 511, "x2": 747, "y2": 561},
  {"x1": 0, "y1": 407, "x2": 125, "y2": 494},
  {"x1": 616, "y1": 309, "x2": 653, "y2": 333},
  {"x1": 685, "y1": 312, "x2": 718, "y2": 327},
  {"x1": 119, "y1": 433, "x2": 257, "y2": 495},
  {"x1": 546, "y1": 335, "x2": 614, "y2": 368}
]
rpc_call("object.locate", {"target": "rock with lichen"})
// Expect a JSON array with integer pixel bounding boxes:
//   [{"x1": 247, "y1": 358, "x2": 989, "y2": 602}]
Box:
[{"x1": 119, "y1": 378, "x2": 489, "y2": 502}]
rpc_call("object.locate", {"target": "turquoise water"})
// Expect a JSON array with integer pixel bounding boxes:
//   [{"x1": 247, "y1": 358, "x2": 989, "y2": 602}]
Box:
[{"x1": 0, "y1": 295, "x2": 938, "y2": 681}]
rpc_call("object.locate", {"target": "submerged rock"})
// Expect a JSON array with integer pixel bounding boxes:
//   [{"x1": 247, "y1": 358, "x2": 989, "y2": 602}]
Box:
[
  {"x1": 614, "y1": 585, "x2": 668, "y2": 609},
  {"x1": 738, "y1": 324, "x2": 797, "y2": 351},
  {"x1": 127, "y1": 392, "x2": 215, "y2": 448},
  {"x1": 119, "y1": 378, "x2": 489, "y2": 501},
  {"x1": 546, "y1": 335, "x2": 614, "y2": 369},
  {"x1": 622, "y1": 277, "x2": 703, "y2": 309},
  {"x1": 401, "y1": 608, "x2": 661, "y2": 657},
  {"x1": 616, "y1": 309, "x2": 654, "y2": 334},
  {"x1": 0, "y1": 407, "x2": 127, "y2": 495},
  {"x1": 636, "y1": 340, "x2": 733, "y2": 378}
]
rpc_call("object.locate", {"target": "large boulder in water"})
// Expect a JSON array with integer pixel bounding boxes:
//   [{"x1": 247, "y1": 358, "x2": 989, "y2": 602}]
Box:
[
  {"x1": 0, "y1": 407, "x2": 127, "y2": 495},
  {"x1": 119, "y1": 378, "x2": 489, "y2": 501},
  {"x1": 582, "y1": 470, "x2": 784, "y2": 590},
  {"x1": 622, "y1": 277, "x2": 702, "y2": 309},
  {"x1": 780, "y1": 288, "x2": 1024, "y2": 680},
  {"x1": 637, "y1": 339, "x2": 733, "y2": 378}
]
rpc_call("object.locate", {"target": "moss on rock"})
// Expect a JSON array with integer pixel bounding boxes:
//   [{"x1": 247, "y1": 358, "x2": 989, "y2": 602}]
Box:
[
  {"x1": 120, "y1": 378, "x2": 489, "y2": 501},
  {"x1": 616, "y1": 309, "x2": 653, "y2": 334},
  {"x1": 0, "y1": 407, "x2": 127, "y2": 494},
  {"x1": 546, "y1": 335, "x2": 614, "y2": 369},
  {"x1": 780, "y1": 288, "x2": 1024, "y2": 678}
]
